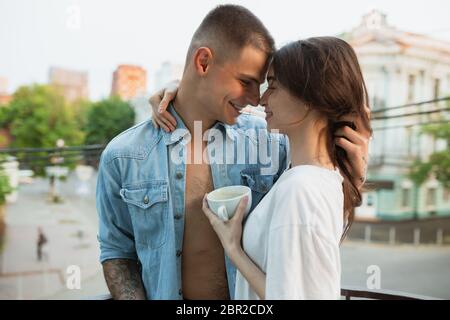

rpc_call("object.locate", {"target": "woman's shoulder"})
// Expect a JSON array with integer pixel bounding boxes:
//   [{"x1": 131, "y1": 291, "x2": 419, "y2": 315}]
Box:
[
  {"x1": 269, "y1": 165, "x2": 344, "y2": 229},
  {"x1": 276, "y1": 165, "x2": 343, "y2": 194}
]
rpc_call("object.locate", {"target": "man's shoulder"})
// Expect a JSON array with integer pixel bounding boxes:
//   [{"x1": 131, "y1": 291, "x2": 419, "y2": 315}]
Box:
[
  {"x1": 101, "y1": 120, "x2": 162, "y2": 164},
  {"x1": 234, "y1": 112, "x2": 268, "y2": 130}
]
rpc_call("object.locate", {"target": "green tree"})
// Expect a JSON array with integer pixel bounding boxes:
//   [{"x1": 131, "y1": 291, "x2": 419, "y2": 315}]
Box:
[
  {"x1": 1, "y1": 84, "x2": 85, "y2": 178},
  {"x1": 84, "y1": 96, "x2": 135, "y2": 145},
  {"x1": 0, "y1": 168, "x2": 13, "y2": 206},
  {"x1": 72, "y1": 98, "x2": 92, "y2": 133},
  {"x1": 409, "y1": 122, "x2": 450, "y2": 187},
  {"x1": 3, "y1": 84, "x2": 84, "y2": 148},
  {"x1": 408, "y1": 120, "x2": 450, "y2": 218}
]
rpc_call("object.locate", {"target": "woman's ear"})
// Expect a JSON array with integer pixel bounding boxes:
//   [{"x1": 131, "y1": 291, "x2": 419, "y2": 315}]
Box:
[{"x1": 193, "y1": 47, "x2": 213, "y2": 75}]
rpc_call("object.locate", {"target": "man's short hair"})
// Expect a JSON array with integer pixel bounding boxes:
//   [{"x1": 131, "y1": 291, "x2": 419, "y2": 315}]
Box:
[{"x1": 186, "y1": 4, "x2": 275, "y2": 66}]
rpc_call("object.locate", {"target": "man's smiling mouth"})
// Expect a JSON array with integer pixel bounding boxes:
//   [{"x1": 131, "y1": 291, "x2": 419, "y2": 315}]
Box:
[{"x1": 229, "y1": 102, "x2": 244, "y2": 112}]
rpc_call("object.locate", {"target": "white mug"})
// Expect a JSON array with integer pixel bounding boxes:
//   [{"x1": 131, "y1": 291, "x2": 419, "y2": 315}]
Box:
[{"x1": 206, "y1": 185, "x2": 252, "y2": 221}]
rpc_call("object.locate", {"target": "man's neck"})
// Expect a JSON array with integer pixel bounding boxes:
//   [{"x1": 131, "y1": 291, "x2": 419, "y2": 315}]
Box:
[{"x1": 172, "y1": 83, "x2": 216, "y2": 135}]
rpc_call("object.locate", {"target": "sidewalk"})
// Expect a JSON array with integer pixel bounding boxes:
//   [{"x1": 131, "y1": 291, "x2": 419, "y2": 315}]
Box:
[
  {"x1": 341, "y1": 241, "x2": 450, "y2": 299},
  {"x1": 349, "y1": 217, "x2": 450, "y2": 244},
  {"x1": 0, "y1": 173, "x2": 107, "y2": 299}
]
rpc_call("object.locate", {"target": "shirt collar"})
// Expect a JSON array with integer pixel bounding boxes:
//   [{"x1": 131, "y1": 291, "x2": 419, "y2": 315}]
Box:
[
  {"x1": 161, "y1": 103, "x2": 237, "y2": 145},
  {"x1": 161, "y1": 103, "x2": 190, "y2": 146},
  {"x1": 212, "y1": 121, "x2": 237, "y2": 141}
]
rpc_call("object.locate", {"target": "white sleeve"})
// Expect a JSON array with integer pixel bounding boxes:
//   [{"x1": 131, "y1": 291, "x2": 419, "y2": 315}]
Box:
[{"x1": 265, "y1": 224, "x2": 341, "y2": 300}]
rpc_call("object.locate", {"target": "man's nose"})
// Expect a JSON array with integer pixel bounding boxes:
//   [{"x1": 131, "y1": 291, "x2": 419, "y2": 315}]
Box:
[
  {"x1": 247, "y1": 87, "x2": 261, "y2": 106},
  {"x1": 248, "y1": 96, "x2": 260, "y2": 107}
]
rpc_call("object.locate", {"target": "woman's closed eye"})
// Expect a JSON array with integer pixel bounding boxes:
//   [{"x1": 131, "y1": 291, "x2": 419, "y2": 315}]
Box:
[
  {"x1": 239, "y1": 79, "x2": 251, "y2": 87},
  {"x1": 265, "y1": 84, "x2": 277, "y2": 93},
  {"x1": 266, "y1": 78, "x2": 276, "y2": 91}
]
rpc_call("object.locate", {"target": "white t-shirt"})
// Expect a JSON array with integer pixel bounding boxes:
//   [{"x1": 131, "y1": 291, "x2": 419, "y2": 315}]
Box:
[{"x1": 234, "y1": 165, "x2": 344, "y2": 300}]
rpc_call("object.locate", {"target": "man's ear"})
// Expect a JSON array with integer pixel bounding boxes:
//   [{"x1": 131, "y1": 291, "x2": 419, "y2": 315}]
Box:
[{"x1": 193, "y1": 47, "x2": 213, "y2": 75}]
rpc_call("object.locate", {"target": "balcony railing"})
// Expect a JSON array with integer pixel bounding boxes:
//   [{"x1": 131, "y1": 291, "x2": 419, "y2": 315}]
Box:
[
  {"x1": 87, "y1": 286, "x2": 440, "y2": 300},
  {"x1": 340, "y1": 286, "x2": 439, "y2": 300}
]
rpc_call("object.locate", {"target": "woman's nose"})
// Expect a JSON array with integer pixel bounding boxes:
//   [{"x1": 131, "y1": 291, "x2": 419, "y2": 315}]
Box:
[{"x1": 260, "y1": 91, "x2": 268, "y2": 107}]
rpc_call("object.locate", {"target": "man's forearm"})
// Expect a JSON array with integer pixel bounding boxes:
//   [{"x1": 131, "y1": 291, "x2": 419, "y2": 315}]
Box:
[{"x1": 102, "y1": 258, "x2": 146, "y2": 300}]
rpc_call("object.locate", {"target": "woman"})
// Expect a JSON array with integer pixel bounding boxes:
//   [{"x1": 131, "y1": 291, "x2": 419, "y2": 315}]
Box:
[
  {"x1": 152, "y1": 37, "x2": 371, "y2": 299},
  {"x1": 204, "y1": 37, "x2": 372, "y2": 300}
]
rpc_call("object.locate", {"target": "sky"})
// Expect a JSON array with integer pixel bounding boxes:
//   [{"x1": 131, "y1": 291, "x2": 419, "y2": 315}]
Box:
[{"x1": 1, "y1": 0, "x2": 450, "y2": 100}]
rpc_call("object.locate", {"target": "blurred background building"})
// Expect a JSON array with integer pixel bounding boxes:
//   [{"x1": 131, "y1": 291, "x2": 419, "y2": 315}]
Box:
[
  {"x1": 48, "y1": 67, "x2": 89, "y2": 102},
  {"x1": 154, "y1": 61, "x2": 184, "y2": 91},
  {"x1": 0, "y1": 76, "x2": 12, "y2": 106},
  {"x1": 110, "y1": 64, "x2": 147, "y2": 101},
  {"x1": 345, "y1": 10, "x2": 450, "y2": 220}
]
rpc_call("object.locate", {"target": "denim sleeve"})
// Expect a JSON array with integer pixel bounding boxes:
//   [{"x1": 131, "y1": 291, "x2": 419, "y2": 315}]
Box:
[{"x1": 96, "y1": 151, "x2": 137, "y2": 263}]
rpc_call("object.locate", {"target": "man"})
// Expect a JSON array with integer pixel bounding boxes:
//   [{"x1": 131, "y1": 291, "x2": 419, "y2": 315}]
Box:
[{"x1": 97, "y1": 4, "x2": 369, "y2": 300}]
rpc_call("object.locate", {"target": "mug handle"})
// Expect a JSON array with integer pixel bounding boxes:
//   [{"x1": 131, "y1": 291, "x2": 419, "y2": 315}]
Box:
[{"x1": 217, "y1": 205, "x2": 229, "y2": 221}]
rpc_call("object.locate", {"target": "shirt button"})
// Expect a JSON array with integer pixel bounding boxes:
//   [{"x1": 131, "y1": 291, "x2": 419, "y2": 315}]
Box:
[
  {"x1": 178, "y1": 289, "x2": 182, "y2": 296},
  {"x1": 143, "y1": 195, "x2": 149, "y2": 204},
  {"x1": 176, "y1": 250, "x2": 182, "y2": 257},
  {"x1": 176, "y1": 172, "x2": 183, "y2": 180},
  {"x1": 174, "y1": 214, "x2": 182, "y2": 220}
]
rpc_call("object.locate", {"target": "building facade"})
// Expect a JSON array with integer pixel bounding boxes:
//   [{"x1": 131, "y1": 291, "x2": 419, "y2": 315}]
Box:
[
  {"x1": 111, "y1": 65, "x2": 147, "y2": 101},
  {"x1": 344, "y1": 10, "x2": 450, "y2": 220},
  {"x1": 49, "y1": 67, "x2": 89, "y2": 103},
  {"x1": 0, "y1": 76, "x2": 12, "y2": 106},
  {"x1": 153, "y1": 61, "x2": 184, "y2": 91}
]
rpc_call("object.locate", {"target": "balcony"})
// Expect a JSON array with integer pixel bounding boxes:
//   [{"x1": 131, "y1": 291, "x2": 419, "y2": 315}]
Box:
[{"x1": 88, "y1": 286, "x2": 440, "y2": 300}]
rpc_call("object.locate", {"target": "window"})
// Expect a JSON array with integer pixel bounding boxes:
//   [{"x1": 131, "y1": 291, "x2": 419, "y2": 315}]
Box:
[
  {"x1": 408, "y1": 74, "x2": 416, "y2": 102},
  {"x1": 444, "y1": 188, "x2": 450, "y2": 202},
  {"x1": 433, "y1": 78, "x2": 440, "y2": 99},
  {"x1": 372, "y1": 95, "x2": 386, "y2": 112},
  {"x1": 367, "y1": 194, "x2": 374, "y2": 207},
  {"x1": 426, "y1": 188, "x2": 437, "y2": 207},
  {"x1": 401, "y1": 188, "x2": 411, "y2": 208}
]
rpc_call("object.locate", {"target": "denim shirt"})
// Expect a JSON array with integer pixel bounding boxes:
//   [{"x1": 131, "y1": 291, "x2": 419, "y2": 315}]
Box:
[{"x1": 96, "y1": 104, "x2": 289, "y2": 299}]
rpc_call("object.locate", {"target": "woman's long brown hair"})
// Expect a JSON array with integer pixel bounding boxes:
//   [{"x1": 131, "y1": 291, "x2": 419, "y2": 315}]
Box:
[{"x1": 272, "y1": 37, "x2": 372, "y2": 243}]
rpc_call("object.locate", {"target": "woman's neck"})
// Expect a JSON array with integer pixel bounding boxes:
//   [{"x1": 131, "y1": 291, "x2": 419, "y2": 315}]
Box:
[{"x1": 286, "y1": 123, "x2": 334, "y2": 170}]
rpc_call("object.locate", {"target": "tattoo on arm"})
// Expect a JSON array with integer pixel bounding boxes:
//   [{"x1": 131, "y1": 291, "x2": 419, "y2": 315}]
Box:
[{"x1": 102, "y1": 259, "x2": 146, "y2": 300}]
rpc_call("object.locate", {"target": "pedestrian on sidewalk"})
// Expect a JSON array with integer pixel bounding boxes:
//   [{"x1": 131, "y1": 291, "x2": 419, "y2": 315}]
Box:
[{"x1": 37, "y1": 227, "x2": 48, "y2": 261}]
